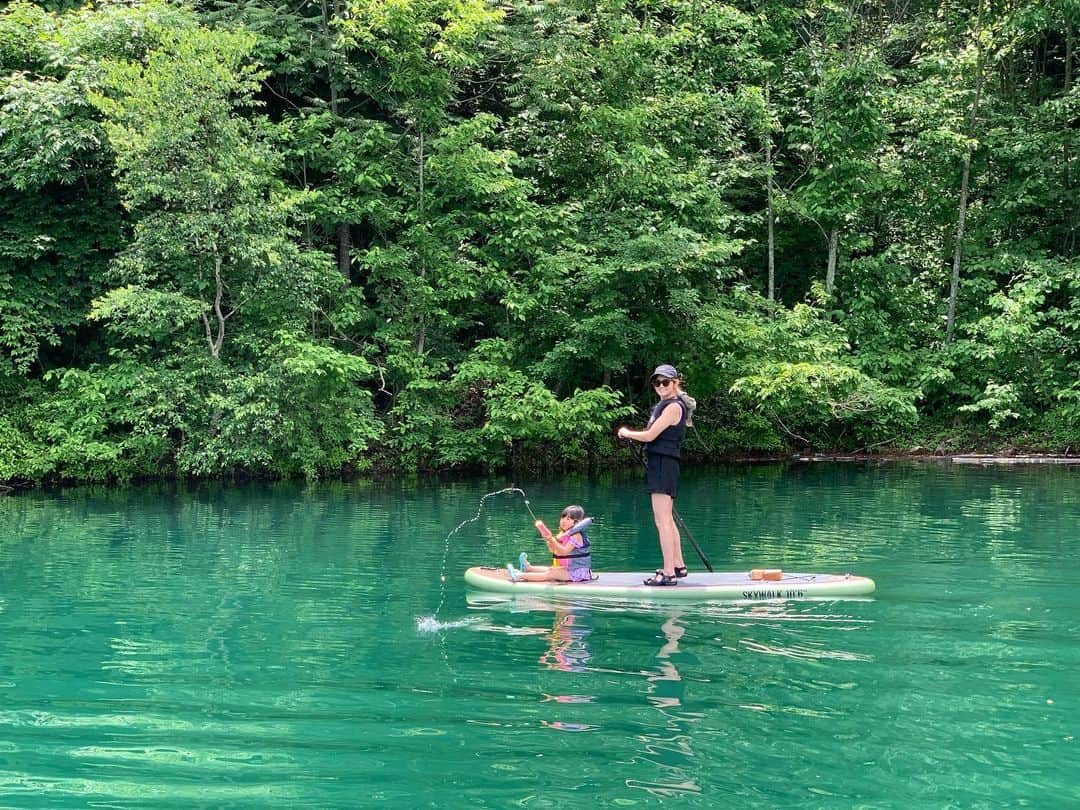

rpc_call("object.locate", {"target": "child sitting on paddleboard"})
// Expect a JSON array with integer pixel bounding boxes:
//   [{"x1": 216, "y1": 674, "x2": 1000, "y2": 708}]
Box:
[{"x1": 507, "y1": 505, "x2": 592, "y2": 583}]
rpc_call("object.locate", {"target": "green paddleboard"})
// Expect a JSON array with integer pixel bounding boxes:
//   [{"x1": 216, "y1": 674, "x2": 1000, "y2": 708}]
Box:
[{"x1": 464, "y1": 567, "x2": 875, "y2": 602}]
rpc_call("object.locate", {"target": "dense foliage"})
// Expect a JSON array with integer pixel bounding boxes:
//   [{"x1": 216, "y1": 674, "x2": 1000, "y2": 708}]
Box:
[{"x1": 1, "y1": 0, "x2": 1077, "y2": 483}]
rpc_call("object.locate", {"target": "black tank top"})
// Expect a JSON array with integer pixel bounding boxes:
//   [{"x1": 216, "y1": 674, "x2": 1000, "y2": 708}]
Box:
[{"x1": 646, "y1": 399, "x2": 686, "y2": 459}]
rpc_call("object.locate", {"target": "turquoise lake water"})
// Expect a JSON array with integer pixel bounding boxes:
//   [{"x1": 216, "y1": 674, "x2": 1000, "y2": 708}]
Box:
[{"x1": 1, "y1": 462, "x2": 1077, "y2": 807}]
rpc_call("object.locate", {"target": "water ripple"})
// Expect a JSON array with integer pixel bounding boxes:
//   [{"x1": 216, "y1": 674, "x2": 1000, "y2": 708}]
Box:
[{"x1": 0, "y1": 468, "x2": 1076, "y2": 807}]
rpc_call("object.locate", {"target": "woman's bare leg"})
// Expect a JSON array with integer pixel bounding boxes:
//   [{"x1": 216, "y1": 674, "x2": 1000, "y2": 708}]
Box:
[
  {"x1": 651, "y1": 492, "x2": 679, "y2": 575},
  {"x1": 672, "y1": 517, "x2": 685, "y2": 570}
]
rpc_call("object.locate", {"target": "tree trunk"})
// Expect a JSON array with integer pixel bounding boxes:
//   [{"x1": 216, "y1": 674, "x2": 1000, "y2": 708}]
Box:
[
  {"x1": 202, "y1": 254, "x2": 226, "y2": 359},
  {"x1": 946, "y1": 154, "x2": 974, "y2": 342},
  {"x1": 766, "y1": 139, "x2": 776, "y2": 301},
  {"x1": 416, "y1": 130, "x2": 427, "y2": 356},
  {"x1": 1065, "y1": 22, "x2": 1075, "y2": 257},
  {"x1": 323, "y1": 0, "x2": 351, "y2": 280},
  {"x1": 945, "y1": 0, "x2": 986, "y2": 344},
  {"x1": 337, "y1": 222, "x2": 351, "y2": 279},
  {"x1": 825, "y1": 226, "x2": 838, "y2": 294},
  {"x1": 1067, "y1": 22, "x2": 1074, "y2": 94}
]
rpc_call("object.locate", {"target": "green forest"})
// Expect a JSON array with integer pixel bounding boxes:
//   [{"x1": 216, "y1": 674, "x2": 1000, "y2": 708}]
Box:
[{"x1": 1, "y1": 0, "x2": 1077, "y2": 484}]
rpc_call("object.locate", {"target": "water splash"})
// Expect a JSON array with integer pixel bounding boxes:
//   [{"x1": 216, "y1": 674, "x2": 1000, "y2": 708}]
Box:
[
  {"x1": 430, "y1": 486, "x2": 535, "y2": 620},
  {"x1": 415, "y1": 615, "x2": 481, "y2": 633}
]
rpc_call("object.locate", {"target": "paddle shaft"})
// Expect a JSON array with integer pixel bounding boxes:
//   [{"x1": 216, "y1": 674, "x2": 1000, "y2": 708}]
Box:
[{"x1": 627, "y1": 442, "x2": 714, "y2": 572}]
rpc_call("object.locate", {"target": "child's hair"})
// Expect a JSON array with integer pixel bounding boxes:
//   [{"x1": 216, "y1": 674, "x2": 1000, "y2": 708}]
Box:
[{"x1": 560, "y1": 505, "x2": 586, "y2": 522}]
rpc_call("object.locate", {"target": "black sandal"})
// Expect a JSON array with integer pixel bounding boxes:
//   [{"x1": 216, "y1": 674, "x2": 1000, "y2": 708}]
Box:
[
  {"x1": 674, "y1": 566, "x2": 688, "y2": 578},
  {"x1": 644, "y1": 570, "x2": 678, "y2": 586}
]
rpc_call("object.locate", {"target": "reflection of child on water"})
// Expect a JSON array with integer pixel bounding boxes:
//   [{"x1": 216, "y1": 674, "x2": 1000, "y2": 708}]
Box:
[
  {"x1": 539, "y1": 609, "x2": 595, "y2": 732},
  {"x1": 506, "y1": 505, "x2": 592, "y2": 583},
  {"x1": 540, "y1": 605, "x2": 593, "y2": 674}
]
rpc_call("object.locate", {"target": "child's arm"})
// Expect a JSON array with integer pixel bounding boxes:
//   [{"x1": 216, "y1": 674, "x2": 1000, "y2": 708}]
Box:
[
  {"x1": 535, "y1": 521, "x2": 578, "y2": 557},
  {"x1": 546, "y1": 533, "x2": 578, "y2": 557}
]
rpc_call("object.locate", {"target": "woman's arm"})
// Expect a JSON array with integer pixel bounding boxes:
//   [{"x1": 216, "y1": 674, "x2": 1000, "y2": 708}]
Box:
[{"x1": 617, "y1": 401, "x2": 683, "y2": 443}]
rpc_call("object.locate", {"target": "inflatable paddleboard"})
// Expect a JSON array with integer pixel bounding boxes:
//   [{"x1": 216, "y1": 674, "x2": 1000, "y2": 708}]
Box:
[{"x1": 464, "y1": 567, "x2": 875, "y2": 602}]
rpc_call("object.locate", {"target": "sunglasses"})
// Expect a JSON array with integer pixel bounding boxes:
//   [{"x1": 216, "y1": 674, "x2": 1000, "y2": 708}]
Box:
[{"x1": 652, "y1": 378, "x2": 675, "y2": 389}]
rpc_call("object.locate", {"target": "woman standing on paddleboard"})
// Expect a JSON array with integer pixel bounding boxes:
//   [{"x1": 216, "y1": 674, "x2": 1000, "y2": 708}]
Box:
[{"x1": 618, "y1": 364, "x2": 692, "y2": 586}]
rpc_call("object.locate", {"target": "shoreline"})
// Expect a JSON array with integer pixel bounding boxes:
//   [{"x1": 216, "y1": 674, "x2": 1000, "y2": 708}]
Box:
[
  {"x1": 762, "y1": 453, "x2": 1080, "y2": 465},
  {"x1": 3, "y1": 451, "x2": 1078, "y2": 493}
]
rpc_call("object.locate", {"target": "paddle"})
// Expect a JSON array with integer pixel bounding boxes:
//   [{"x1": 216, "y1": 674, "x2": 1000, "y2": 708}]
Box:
[{"x1": 626, "y1": 442, "x2": 714, "y2": 572}]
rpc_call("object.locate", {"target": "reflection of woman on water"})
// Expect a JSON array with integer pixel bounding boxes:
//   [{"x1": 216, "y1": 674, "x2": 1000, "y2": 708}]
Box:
[
  {"x1": 624, "y1": 614, "x2": 701, "y2": 798},
  {"x1": 647, "y1": 615, "x2": 687, "y2": 711},
  {"x1": 540, "y1": 605, "x2": 592, "y2": 673}
]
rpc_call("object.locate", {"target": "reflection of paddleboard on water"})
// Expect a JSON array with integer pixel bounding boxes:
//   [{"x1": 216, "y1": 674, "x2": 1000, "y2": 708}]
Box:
[{"x1": 464, "y1": 566, "x2": 875, "y2": 602}]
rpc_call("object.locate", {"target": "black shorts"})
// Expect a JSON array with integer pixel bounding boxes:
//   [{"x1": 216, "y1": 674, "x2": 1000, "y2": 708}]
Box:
[{"x1": 645, "y1": 452, "x2": 680, "y2": 498}]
